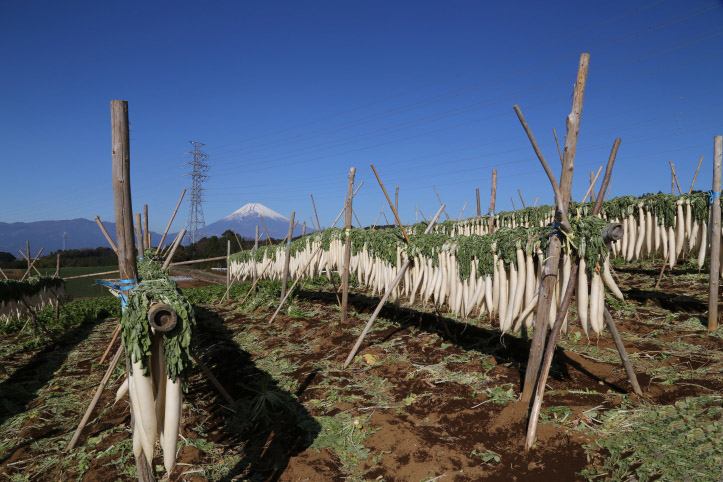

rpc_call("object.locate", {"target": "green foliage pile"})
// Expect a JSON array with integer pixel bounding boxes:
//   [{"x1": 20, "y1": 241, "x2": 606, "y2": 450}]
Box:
[
  {"x1": 120, "y1": 259, "x2": 195, "y2": 382},
  {"x1": 0, "y1": 276, "x2": 64, "y2": 304}
]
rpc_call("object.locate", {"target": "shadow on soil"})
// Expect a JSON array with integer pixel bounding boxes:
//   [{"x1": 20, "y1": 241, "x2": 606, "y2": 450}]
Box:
[
  {"x1": 191, "y1": 306, "x2": 320, "y2": 482},
  {"x1": 296, "y1": 289, "x2": 619, "y2": 393},
  {"x1": 0, "y1": 315, "x2": 108, "y2": 426}
]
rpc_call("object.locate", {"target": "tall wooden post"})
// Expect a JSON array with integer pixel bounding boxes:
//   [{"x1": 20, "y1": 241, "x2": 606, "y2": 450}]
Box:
[
  {"x1": 302, "y1": 221, "x2": 306, "y2": 236},
  {"x1": 521, "y1": 53, "x2": 588, "y2": 404},
  {"x1": 341, "y1": 168, "x2": 356, "y2": 324},
  {"x1": 280, "y1": 212, "x2": 295, "y2": 302},
  {"x1": 135, "y1": 213, "x2": 143, "y2": 255},
  {"x1": 311, "y1": 194, "x2": 322, "y2": 231},
  {"x1": 476, "y1": 188, "x2": 481, "y2": 217},
  {"x1": 110, "y1": 100, "x2": 153, "y2": 482},
  {"x1": 143, "y1": 204, "x2": 149, "y2": 249},
  {"x1": 589, "y1": 171, "x2": 597, "y2": 202},
  {"x1": 395, "y1": 185, "x2": 399, "y2": 214},
  {"x1": 489, "y1": 169, "x2": 497, "y2": 233},
  {"x1": 709, "y1": 136, "x2": 722, "y2": 331}
]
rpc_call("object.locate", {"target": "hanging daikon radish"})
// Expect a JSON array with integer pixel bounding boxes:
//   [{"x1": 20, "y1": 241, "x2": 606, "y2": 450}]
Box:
[
  {"x1": 503, "y1": 261, "x2": 518, "y2": 333},
  {"x1": 484, "y1": 275, "x2": 494, "y2": 317},
  {"x1": 634, "y1": 204, "x2": 645, "y2": 260},
  {"x1": 621, "y1": 217, "x2": 629, "y2": 259},
  {"x1": 625, "y1": 213, "x2": 636, "y2": 261},
  {"x1": 492, "y1": 252, "x2": 500, "y2": 315},
  {"x1": 115, "y1": 377, "x2": 129, "y2": 403},
  {"x1": 131, "y1": 359, "x2": 157, "y2": 464},
  {"x1": 589, "y1": 266, "x2": 602, "y2": 334},
  {"x1": 645, "y1": 210, "x2": 653, "y2": 256},
  {"x1": 602, "y1": 256, "x2": 624, "y2": 300},
  {"x1": 661, "y1": 222, "x2": 669, "y2": 260},
  {"x1": 698, "y1": 221, "x2": 708, "y2": 269},
  {"x1": 163, "y1": 377, "x2": 183, "y2": 474},
  {"x1": 667, "y1": 226, "x2": 676, "y2": 269},
  {"x1": 559, "y1": 253, "x2": 571, "y2": 332},
  {"x1": 675, "y1": 199, "x2": 685, "y2": 258},
  {"x1": 653, "y1": 214, "x2": 661, "y2": 252},
  {"x1": 523, "y1": 249, "x2": 535, "y2": 328},
  {"x1": 498, "y1": 259, "x2": 508, "y2": 330},
  {"x1": 577, "y1": 258, "x2": 589, "y2": 336},
  {"x1": 685, "y1": 199, "x2": 693, "y2": 251}
]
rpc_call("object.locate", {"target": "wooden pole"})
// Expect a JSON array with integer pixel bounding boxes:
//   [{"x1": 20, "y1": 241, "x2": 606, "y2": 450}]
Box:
[
  {"x1": 135, "y1": 213, "x2": 144, "y2": 254},
  {"x1": 709, "y1": 136, "x2": 722, "y2": 331},
  {"x1": 259, "y1": 214, "x2": 273, "y2": 246},
  {"x1": 689, "y1": 155, "x2": 704, "y2": 194},
  {"x1": 372, "y1": 205, "x2": 384, "y2": 229},
  {"x1": 156, "y1": 189, "x2": 186, "y2": 254},
  {"x1": 221, "y1": 240, "x2": 230, "y2": 301},
  {"x1": 279, "y1": 212, "x2": 295, "y2": 302},
  {"x1": 553, "y1": 128, "x2": 563, "y2": 164},
  {"x1": 419, "y1": 208, "x2": 428, "y2": 222},
  {"x1": 395, "y1": 185, "x2": 399, "y2": 214},
  {"x1": 66, "y1": 346, "x2": 124, "y2": 451},
  {"x1": 670, "y1": 161, "x2": 683, "y2": 196},
  {"x1": 603, "y1": 306, "x2": 642, "y2": 396},
  {"x1": 489, "y1": 169, "x2": 497, "y2": 233},
  {"x1": 109, "y1": 100, "x2": 152, "y2": 481},
  {"x1": 63, "y1": 269, "x2": 120, "y2": 280},
  {"x1": 433, "y1": 185, "x2": 451, "y2": 220},
  {"x1": 372, "y1": 165, "x2": 411, "y2": 244},
  {"x1": 0, "y1": 266, "x2": 7, "y2": 280},
  {"x1": 510, "y1": 197, "x2": 516, "y2": 211},
  {"x1": 26, "y1": 241, "x2": 30, "y2": 273},
  {"x1": 143, "y1": 204, "x2": 149, "y2": 249},
  {"x1": 20, "y1": 248, "x2": 44, "y2": 281},
  {"x1": 593, "y1": 139, "x2": 621, "y2": 216},
  {"x1": 344, "y1": 206, "x2": 444, "y2": 368},
  {"x1": 269, "y1": 244, "x2": 324, "y2": 324},
  {"x1": 170, "y1": 255, "x2": 228, "y2": 266},
  {"x1": 476, "y1": 188, "x2": 481, "y2": 217},
  {"x1": 94, "y1": 216, "x2": 118, "y2": 254},
  {"x1": 55, "y1": 253, "x2": 60, "y2": 277},
  {"x1": 162, "y1": 229, "x2": 186, "y2": 270},
  {"x1": 520, "y1": 53, "x2": 588, "y2": 404},
  {"x1": 341, "y1": 168, "x2": 357, "y2": 324},
  {"x1": 518, "y1": 189, "x2": 526, "y2": 208},
  {"x1": 311, "y1": 194, "x2": 322, "y2": 231},
  {"x1": 533, "y1": 196, "x2": 539, "y2": 207},
  {"x1": 302, "y1": 221, "x2": 306, "y2": 236}
]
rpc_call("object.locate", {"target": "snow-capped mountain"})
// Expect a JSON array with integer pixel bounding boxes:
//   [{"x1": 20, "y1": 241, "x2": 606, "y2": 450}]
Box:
[{"x1": 204, "y1": 203, "x2": 306, "y2": 239}]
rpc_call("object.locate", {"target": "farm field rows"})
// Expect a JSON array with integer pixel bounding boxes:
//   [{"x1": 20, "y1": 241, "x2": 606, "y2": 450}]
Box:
[{"x1": 0, "y1": 262, "x2": 721, "y2": 481}]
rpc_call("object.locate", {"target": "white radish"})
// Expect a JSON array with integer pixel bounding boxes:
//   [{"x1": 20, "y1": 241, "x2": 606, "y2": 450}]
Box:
[
  {"x1": 115, "y1": 377, "x2": 129, "y2": 404},
  {"x1": 602, "y1": 256, "x2": 624, "y2": 300},
  {"x1": 131, "y1": 359, "x2": 157, "y2": 464},
  {"x1": 162, "y1": 377, "x2": 183, "y2": 474},
  {"x1": 589, "y1": 269, "x2": 601, "y2": 334},
  {"x1": 577, "y1": 258, "x2": 589, "y2": 336}
]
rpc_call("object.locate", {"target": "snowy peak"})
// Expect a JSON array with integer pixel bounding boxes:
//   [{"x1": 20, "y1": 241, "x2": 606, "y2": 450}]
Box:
[{"x1": 223, "y1": 203, "x2": 286, "y2": 221}]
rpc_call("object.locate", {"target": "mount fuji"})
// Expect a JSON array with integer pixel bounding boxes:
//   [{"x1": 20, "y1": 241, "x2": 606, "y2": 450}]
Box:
[{"x1": 203, "y1": 203, "x2": 306, "y2": 240}]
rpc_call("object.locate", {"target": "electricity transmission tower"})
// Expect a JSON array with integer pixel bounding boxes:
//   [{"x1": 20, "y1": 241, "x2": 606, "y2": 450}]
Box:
[{"x1": 184, "y1": 141, "x2": 210, "y2": 244}]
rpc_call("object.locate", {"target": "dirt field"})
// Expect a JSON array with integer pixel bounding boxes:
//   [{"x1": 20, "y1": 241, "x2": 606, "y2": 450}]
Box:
[{"x1": 1, "y1": 261, "x2": 721, "y2": 481}]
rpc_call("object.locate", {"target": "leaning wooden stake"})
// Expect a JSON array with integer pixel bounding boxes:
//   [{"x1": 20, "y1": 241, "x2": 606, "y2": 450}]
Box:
[
  {"x1": 95, "y1": 216, "x2": 119, "y2": 254},
  {"x1": 279, "y1": 212, "x2": 296, "y2": 302},
  {"x1": 518, "y1": 189, "x2": 526, "y2": 208},
  {"x1": 156, "y1": 189, "x2": 186, "y2": 254},
  {"x1": 66, "y1": 346, "x2": 124, "y2": 451},
  {"x1": 476, "y1": 188, "x2": 481, "y2": 217},
  {"x1": 581, "y1": 166, "x2": 603, "y2": 203},
  {"x1": 341, "y1": 168, "x2": 357, "y2": 324},
  {"x1": 99, "y1": 324, "x2": 122, "y2": 364},
  {"x1": 709, "y1": 136, "x2": 722, "y2": 331},
  {"x1": 343, "y1": 205, "x2": 445, "y2": 368},
  {"x1": 108, "y1": 99, "x2": 153, "y2": 481},
  {"x1": 311, "y1": 194, "x2": 322, "y2": 231},
  {"x1": 603, "y1": 306, "x2": 643, "y2": 396},
  {"x1": 670, "y1": 161, "x2": 683, "y2": 195},
  {"x1": 520, "y1": 53, "x2": 588, "y2": 404},
  {"x1": 135, "y1": 213, "x2": 144, "y2": 253},
  {"x1": 162, "y1": 229, "x2": 186, "y2": 270},
  {"x1": 433, "y1": 185, "x2": 451, "y2": 221},
  {"x1": 259, "y1": 214, "x2": 273, "y2": 246},
  {"x1": 688, "y1": 155, "x2": 704, "y2": 194},
  {"x1": 489, "y1": 169, "x2": 497, "y2": 233},
  {"x1": 191, "y1": 352, "x2": 237, "y2": 409}
]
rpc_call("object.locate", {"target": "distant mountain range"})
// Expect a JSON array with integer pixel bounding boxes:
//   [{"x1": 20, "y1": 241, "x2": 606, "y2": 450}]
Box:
[{"x1": 0, "y1": 203, "x2": 306, "y2": 257}]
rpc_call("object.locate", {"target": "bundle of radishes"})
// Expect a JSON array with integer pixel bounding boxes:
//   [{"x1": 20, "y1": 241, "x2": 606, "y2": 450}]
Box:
[
  {"x1": 117, "y1": 276, "x2": 195, "y2": 475},
  {"x1": 0, "y1": 277, "x2": 64, "y2": 323}
]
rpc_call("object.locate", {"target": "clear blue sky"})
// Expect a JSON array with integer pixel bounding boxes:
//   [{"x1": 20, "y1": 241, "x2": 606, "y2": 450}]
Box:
[{"x1": 2, "y1": 0, "x2": 722, "y2": 234}]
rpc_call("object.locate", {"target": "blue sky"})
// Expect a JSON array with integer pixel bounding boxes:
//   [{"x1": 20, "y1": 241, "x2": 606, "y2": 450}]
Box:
[{"x1": 1, "y1": 0, "x2": 722, "y2": 234}]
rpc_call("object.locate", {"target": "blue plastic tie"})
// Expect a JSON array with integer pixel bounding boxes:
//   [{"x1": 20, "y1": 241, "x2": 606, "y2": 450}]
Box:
[
  {"x1": 709, "y1": 191, "x2": 722, "y2": 204},
  {"x1": 95, "y1": 279, "x2": 136, "y2": 312}
]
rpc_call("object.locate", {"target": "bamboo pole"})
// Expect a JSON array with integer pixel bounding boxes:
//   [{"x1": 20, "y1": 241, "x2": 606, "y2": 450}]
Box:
[
  {"x1": 343, "y1": 205, "x2": 444, "y2": 368},
  {"x1": 26, "y1": 242, "x2": 30, "y2": 273},
  {"x1": 109, "y1": 100, "x2": 152, "y2": 481},
  {"x1": 341, "y1": 168, "x2": 356, "y2": 324},
  {"x1": 581, "y1": 166, "x2": 603, "y2": 203},
  {"x1": 0, "y1": 266, "x2": 7, "y2": 280},
  {"x1": 156, "y1": 189, "x2": 186, "y2": 254},
  {"x1": 94, "y1": 216, "x2": 119, "y2": 254},
  {"x1": 143, "y1": 204, "x2": 149, "y2": 249},
  {"x1": 458, "y1": 200, "x2": 468, "y2": 220},
  {"x1": 66, "y1": 346, "x2": 124, "y2": 451},
  {"x1": 190, "y1": 352, "x2": 237, "y2": 409},
  {"x1": 302, "y1": 221, "x2": 306, "y2": 236},
  {"x1": 372, "y1": 205, "x2": 384, "y2": 229},
  {"x1": 170, "y1": 255, "x2": 228, "y2": 266},
  {"x1": 63, "y1": 269, "x2": 120, "y2": 280},
  {"x1": 99, "y1": 324, "x2": 121, "y2": 364},
  {"x1": 670, "y1": 161, "x2": 683, "y2": 196},
  {"x1": 510, "y1": 197, "x2": 516, "y2": 211},
  {"x1": 395, "y1": 185, "x2": 399, "y2": 214},
  {"x1": 533, "y1": 196, "x2": 539, "y2": 207},
  {"x1": 433, "y1": 185, "x2": 451, "y2": 220},
  {"x1": 709, "y1": 136, "x2": 722, "y2": 331},
  {"x1": 603, "y1": 306, "x2": 642, "y2": 396},
  {"x1": 689, "y1": 155, "x2": 704, "y2": 194},
  {"x1": 489, "y1": 169, "x2": 497, "y2": 233},
  {"x1": 279, "y1": 212, "x2": 296, "y2": 302},
  {"x1": 419, "y1": 208, "x2": 428, "y2": 222},
  {"x1": 162, "y1": 229, "x2": 186, "y2": 270},
  {"x1": 20, "y1": 248, "x2": 44, "y2": 281},
  {"x1": 520, "y1": 53, "x2": 588, "y2": 404},
  {"x1": 476, "y1": 188, "x2": 481, "y2": 217}
]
